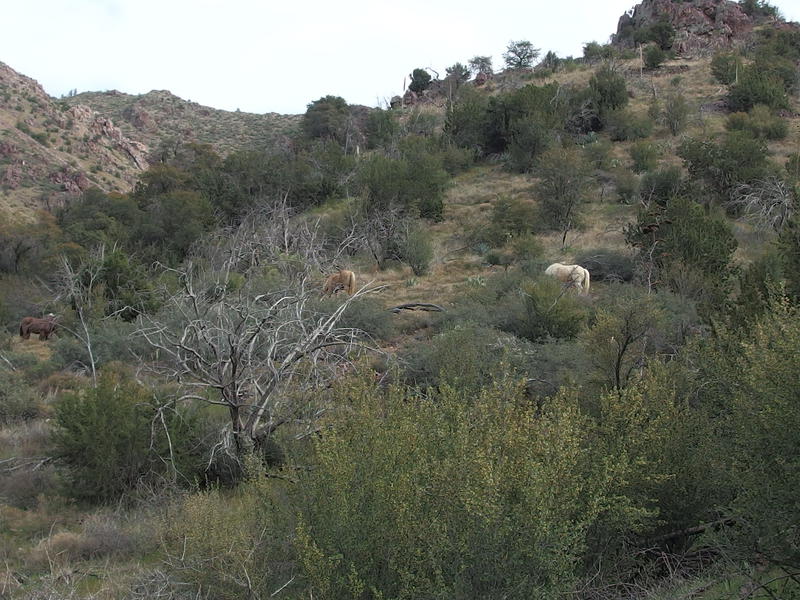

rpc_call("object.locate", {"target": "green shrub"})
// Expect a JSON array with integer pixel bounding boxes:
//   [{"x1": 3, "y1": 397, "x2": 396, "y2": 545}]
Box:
[
  {"x1": 663, "y1": 92, "x2": 690, "y2": 136},
  {"x1": 614, "y1": 169, "x2": 641, "y2": 204},
  {"x1": 629, "y1": 141, "x2": 660, "y2": 173},
  {"x1": 787, "y1": 153, "x2": 800, "y2": 180},
  {"x1": 710, "y1": 51, "x2": 743, "y2": 85},
  {"x1": 399, "y1": 226, "x2": 434, "y2": 276},
  {"x1": 52, "y1": 373, "x2": 204, "y2": 502},
  {"x1": 644, "y1": 45, "x2": 667, "y2": 70},
  {"x1": 573, "y1": 249, "x2": 635, "y2": 282},
  {"x1": 605, "y1": 109, "x2": 654, "y2": 141},
  {"x1": 590, "y1": 66, "x2": 629, "y2": 117},
  {"x1": 727, "y1": 66, "x2": 789, "y2": 112},
  {"x1": 0, "y1": 370, "x2": 46, "y2": 424},
  {"x1": 513, "y1": 278, "x2": 588, "y2": 342},
  {"x1": 725, "y1": 104, "x2": 788, "y2": 140},
  {"x1": 582, "y1": 138, "x2": 614, "y2": 169},
  {"x1": 294, "y1": 376, "x2": 659, "y2": 598},
  {"x1": 640, "y1": 166, "x2": 683, "y2": 206},
  {"x1": 336, "y1": 296, "x2": 396, "y2": 341},
  {"x1": 165, "y1": 465, "x2": 293, "y2": 600}
]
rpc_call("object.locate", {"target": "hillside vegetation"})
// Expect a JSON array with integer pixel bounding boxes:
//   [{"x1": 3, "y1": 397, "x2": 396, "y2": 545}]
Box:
[{"x1": 1, "y1": 1, "x2": 800, "y2": 598}]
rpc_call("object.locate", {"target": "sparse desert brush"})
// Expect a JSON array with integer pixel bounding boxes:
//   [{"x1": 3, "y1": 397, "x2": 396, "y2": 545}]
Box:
[
  {"x1": 0, "y1": 464, "x2": 59, "y2": 509},
  {"x1": 27, "y1": 513, "x2": 138, "y2": 570}
]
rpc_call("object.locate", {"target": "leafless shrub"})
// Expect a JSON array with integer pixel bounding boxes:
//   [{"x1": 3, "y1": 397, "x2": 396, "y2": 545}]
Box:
[{"x1": 728, "y1": 177, "x2": 794, "y2": 232}]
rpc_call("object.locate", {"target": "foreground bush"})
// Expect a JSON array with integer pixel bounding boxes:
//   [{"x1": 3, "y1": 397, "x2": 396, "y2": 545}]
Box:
[
  {"x1": 294, "y1": 378, "x2": 656, "y2": 599},
  {"x1": 52, "y1": 373, "x2": 205, "y2": 502}
]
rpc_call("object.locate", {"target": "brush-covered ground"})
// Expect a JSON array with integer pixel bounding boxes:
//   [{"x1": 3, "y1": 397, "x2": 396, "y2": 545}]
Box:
[{"x1": 1, "y1": 48, "x2": 799, "y2": 599}]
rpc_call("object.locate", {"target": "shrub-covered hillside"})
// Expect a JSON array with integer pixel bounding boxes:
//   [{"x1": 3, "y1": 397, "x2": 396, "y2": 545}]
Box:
[{"x1": 1, "y1": 1, "x2": 800, "y2": 597}]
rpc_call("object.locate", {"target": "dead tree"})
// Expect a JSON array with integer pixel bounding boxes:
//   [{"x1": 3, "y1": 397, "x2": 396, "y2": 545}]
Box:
[{"x1": 137, "y1": 204, "x2": 377, "y2": 455}]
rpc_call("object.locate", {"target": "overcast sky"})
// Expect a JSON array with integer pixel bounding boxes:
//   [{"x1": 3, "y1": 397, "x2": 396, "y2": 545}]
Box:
[{"x1": 2, "y1": 0, "x2": 799, "y2": 115}]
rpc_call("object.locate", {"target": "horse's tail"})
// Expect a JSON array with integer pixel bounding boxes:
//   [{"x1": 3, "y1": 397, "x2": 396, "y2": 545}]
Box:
[
  {"x1": 584, "y1": 268, "x2": 590, "y2": 294},
  {"x1": 346, "y1": 271, "x2": 356, "y2": 295}
]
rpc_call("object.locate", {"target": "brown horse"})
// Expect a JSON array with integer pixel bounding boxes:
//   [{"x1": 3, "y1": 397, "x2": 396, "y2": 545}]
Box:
[
  {"x1": 322, "y1": 269, "x2": 356, "y2": 297},
  {"x1": 19, "y1": 313, "x2": 58, "y2": 341}
]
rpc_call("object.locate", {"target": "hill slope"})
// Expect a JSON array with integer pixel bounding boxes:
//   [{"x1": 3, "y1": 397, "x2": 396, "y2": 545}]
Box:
[{"x1": 64, "y1": 89, "x2": 301, "y2": 159}]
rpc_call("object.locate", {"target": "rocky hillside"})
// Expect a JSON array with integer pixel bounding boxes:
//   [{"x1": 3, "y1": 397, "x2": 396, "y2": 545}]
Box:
[
  {"x1": 0, "y1": 61, "x2": 303, "y2": 223},
  {"x1": 612, "y1": 0, "x2": 795, "y2": 54},
  {"x1": 0, "y1": 61, "x2": 149, "y2": 221},
  {"x1": 64, "y1": 89, "x2": 301, "y2": 160}
]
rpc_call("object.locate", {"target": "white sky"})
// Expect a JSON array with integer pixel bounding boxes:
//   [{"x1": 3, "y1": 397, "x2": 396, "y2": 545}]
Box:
[{"x1": 2, "y1": 0, "x2": 799, "y2": 115}]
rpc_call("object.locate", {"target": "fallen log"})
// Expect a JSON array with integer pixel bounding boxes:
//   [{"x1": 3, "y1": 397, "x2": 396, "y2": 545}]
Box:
[{"x1": 388, "y1": 303, "x2": 446, "y2": 313}]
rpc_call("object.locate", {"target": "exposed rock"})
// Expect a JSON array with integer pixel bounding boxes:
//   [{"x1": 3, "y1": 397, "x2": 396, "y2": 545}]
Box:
[
  {"x1": 122, "y1": 104, "x2": 157, "y2": 132},
  {"x1": 390, "y1": 95, "x2": 403, "y2": 109},
  {"x1": 402, "y1": 89, "x2": 418, "y2": 106},
  {"x1": 1, "y1": 165, "x2": 22, "y2": 189},
  {"x1": 474, "y1": 71, "x2": 492, "y2": 86},
  {"x1": 49, "y1": 168, "x2": 91, "y2": 193},
  {"x1": 0, "y1": 141, "x2": 18, "y2": 158},
  {"x1": 613, "y1": 0, "x2": 758, "y2": 55}
]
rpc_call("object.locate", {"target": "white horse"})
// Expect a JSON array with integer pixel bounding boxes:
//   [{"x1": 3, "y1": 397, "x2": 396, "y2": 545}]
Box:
[{"x1": 544, "y1": 263, "x2": 591, "y2": 294}]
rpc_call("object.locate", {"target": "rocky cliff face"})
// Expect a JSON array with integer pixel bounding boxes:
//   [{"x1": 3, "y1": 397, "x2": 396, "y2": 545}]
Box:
[
  {"x1": 612, "y1": 0, "x2": 766, "y2": 55},
  {"x1": 0, "y1": 61, "x2": 149, "y2": 220}
]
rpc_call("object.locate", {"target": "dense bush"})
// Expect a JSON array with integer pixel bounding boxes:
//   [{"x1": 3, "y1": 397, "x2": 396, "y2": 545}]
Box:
[
  {"x1": 294, "y1": 377, "x2": 658, "y2": 599},
  {"x1": 52, "y1": 373, "x2": 204, "y2": 502},
  {"x1": 663, "y1": 92, "x2": 690, "y2": 136},
  {"x1": 399, "y1": 225, "x2": 434, "y2": 276},
  {"x1": 573, "y1": 248, "x2": 635, "y2": 282},
  {"x1": 710, "y1": 51, "x2": 742, "y2": 85},
  {"x1": 629, "y1": 141, "x2": 660, "y2": 173},
  {"x1": 727, "y1": 65, "x2": 789, "y2": 112},
  {"x1": 605, "y1": 109, "x2": 654, "y2": 142},
  {"x1": 0, "y1": 370, "x2": 46, "y2": 424},
  {"x1": 640, "y1": 166, "x2": 684, "y2": 206},
  {"x1": 725, "y1": 104, "x2": 788, "y2": 140},
  {"x1": 644, "y1": 45, "x2": 667, "y2": 70},
  {"x1": 614, "y1": 169, "x2": 641, "y2": 204},
  {"x1": 590, "y1": 66, "x2": 629, "y2": 119}
]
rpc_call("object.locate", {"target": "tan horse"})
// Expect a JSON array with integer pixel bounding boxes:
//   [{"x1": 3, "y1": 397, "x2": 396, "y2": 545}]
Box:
[
  {"x1": 544, "y1": 263, "x2": 591, "y2": 294},
  {"x1": 19, "y1": 313, "x2": 58, "y2": 340},
  {"x1": 322, "y1": 269, "x2": 356, "y2": 297}
]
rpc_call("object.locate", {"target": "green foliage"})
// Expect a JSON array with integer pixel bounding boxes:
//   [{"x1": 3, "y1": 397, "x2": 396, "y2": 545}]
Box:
[
  {"x1": 678, "y1": 132, "x2": 771, "y2": 201},
  {"x1": 739, "y1": 0, "x2": 780, "y2": 18},
  {"x1": 468, "y1": 55, "x2": 493, "y2": 76},
  {"x1": 400, "y1": 225, "x2": 434, "y2": 276},
  {"x1": 725, "y1": 104, "x2": 788, "y2": 140},
  {"x1": 334, "y1": 296, "x2": 396, "y2": 341},
  {"x1": 401, "y1": 324, "x2": 533, "y2": 392},
  {"x1": 582, "y1": 42, "x2": 616, "y2": 62},
  {"x1": 535, "y1": 146, "x2": 592, "y2": 240},
  {"x1": 52, "y1": 373, "x2": 204, "y2": 502},
  {"x1": 445, "y1": 62, "x2": 470, "y2": 83},
  {"x1": 514, "y1": 278, "x2": 587, "y2": 342},
  {"x1": 710, "y1": 51, "x2": 743, "y2": 85},
  {"x1": 778, "y1": 213, "x2": 800, "y2": 300},
  {"x1": 663, "y1": 92, "x2": 690, "y2": 136},
  {"x1": 605, "y1": 109, "x2": 654, "y2": 142},
  {"x1": 506, "y1": 115, "x2": 554, "y2": 172},
  {"x1": 502, "y1": 39, "x2": 540, "y2": 69},
  {"x1": 582, "y1": 137, "x2": 614, "y2": 170},
  {"x1": 408, "y1": 68, "x2": 432, "y2": 93},
  {"x1": 165, "y1": 465, "x2": 293, "y2": 600},
  {"x1": 444, "y1": 87, "x2": 489, "y2": 152},
  {"x1": 357, "y1": 138, "x2": 449, "y2": 221},
  {"x1": 626, "y1": 196, "x2": 738, "y2": 312},
  {"x1": 644, "y1": 45, "x2": 667, "y2": 70},
  {"x1": 0, "y1": 370, "x2": 46, "y2": 424},
  {"x1": 703, "y1": 300, "x2": 800, "y2": 566},
  {"x1": 302, "y1": 95, "x2": 350, "y2": 143},
  {"x1": 295, "y1": 377, "x2": 652, "y2": 598},
  {"x1": 615, "y1": 168, "x2": 641, "y2": 204},
  {"x1": 640, "y1": 166, "x2": 684, "y2": 205},
  {"x1": 727, "y1": 65, "x2": 789, "y2": 112},
  {"x1": 633, "y1": 20, "x2": 676, "y2": 50},
  {"x1": 581, "y1": 285, "x2": 667, "y2": 390},
  {"x1": 365, "y1": 108, "x2": 399, "y2": 149},
  {"x1": 628, "y1": 141, "x2": 660, "y2": 173},
  {"x1": 590, "y1": 66, "x2": 629, "y2": 118},
  {"x1": 482, "y1": 196, "x2": 538, "y2": 246}
]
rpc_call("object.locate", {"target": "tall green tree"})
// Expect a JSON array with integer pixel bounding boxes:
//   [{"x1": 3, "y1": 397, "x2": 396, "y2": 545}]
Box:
[{"x1": 502, "y1": 40, "x2": 540, "y2": 69}]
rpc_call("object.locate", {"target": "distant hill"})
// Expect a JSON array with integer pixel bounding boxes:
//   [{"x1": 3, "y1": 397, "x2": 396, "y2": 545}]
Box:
[
  {"x1": 0, "y1": 61, "x2": 149, "y2": 221},
  {"x1": 0, "y1": 60, "x2": 302, "y2": 222},
  {"x1": 63, "y1": 89, "x2": 301, "y2": 160}
]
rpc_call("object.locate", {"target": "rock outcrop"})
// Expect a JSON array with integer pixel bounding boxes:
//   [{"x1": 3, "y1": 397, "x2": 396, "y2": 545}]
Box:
[{"x1": 612, "y1": 0, "x2": 762, "y2": 55}]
